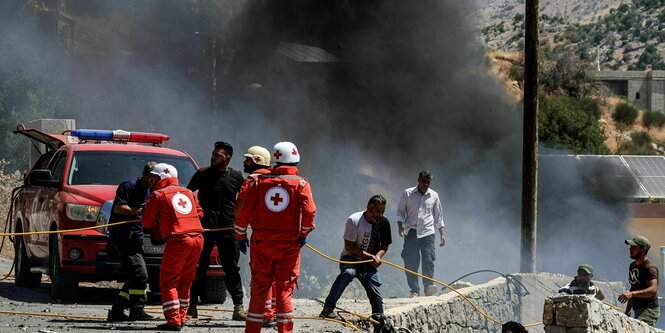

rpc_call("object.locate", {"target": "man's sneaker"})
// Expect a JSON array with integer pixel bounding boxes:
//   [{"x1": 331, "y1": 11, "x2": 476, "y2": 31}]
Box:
[
  {"x1": 107, "y1": 309, "x2": 129, "y2": 322},
  {"x1": 128, "y1": 308, "x2": 156, "y2": 321},
  {"x1": 409, "y1": 292, "x2": 419, "y2": 298},
  {"x1": 232, "y1": 304, "x2": 248, "y2": 321},
  {"x1": 263, "y1": 318, "x2": 277, "y2": 328},
  {"x1": 425, "y1": 285, "x2": 438, "y2": 296},
  {"x1": 319, "y1": 307, "x2": 337, "y2": 319},
  {"x1": 186, "y1": 304, "x2": 198, "y2": 319},
  {"x1": 156, "y1": 323, "x2": 182, "y2": 331}
]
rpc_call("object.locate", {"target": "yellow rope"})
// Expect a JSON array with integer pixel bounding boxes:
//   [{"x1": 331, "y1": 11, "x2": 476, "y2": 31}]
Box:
[
  {"x1": 0, "y1": 220, "x2": 137, "y2": 237},
  {"x1": 305, "y1": 243, "x2": 543, "y2": 328},
  {"x1": 0, "y1": 309, "x2": 105, "y2": 320},
  {"x1": 196, "y1": 307, "x2": 361, "y2": 330}
]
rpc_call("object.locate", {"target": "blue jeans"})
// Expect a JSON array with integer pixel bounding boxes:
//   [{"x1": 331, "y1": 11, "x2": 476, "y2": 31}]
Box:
[
  {"x1": 323, "y1": 256, "x2": 384, "y2": 314},
  {"x1": 401, "y1": 230, "x2": 435, "y2": 294}
]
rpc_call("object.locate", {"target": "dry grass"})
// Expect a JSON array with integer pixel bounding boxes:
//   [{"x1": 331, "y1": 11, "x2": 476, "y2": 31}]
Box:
[{"x1": 0, "y1": 160, "x2": 23, "y2": 260}]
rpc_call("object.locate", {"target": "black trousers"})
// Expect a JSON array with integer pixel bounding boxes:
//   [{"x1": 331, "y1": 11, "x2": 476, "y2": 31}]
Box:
[
  {"x1": 111, "y1": 238, "x2": 148, "y2": 311},
  {"x1": 191, "y1": 231, "x2": 243, "y2": 305}
]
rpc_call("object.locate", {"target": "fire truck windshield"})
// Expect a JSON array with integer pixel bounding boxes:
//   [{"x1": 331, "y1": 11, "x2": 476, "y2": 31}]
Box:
[{"x1": 68, "y1": 151, "x2": 197, "y2": 186}]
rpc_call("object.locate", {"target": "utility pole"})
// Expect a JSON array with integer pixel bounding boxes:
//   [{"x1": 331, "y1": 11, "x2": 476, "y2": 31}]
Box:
[{"x1": 521, "y1": 0, "x2": 539, "y2": 273}]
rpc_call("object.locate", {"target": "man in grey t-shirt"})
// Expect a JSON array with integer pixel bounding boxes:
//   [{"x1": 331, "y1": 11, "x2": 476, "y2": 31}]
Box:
[{"x1": 319, "y1": 194, "x2": 392, "y2": 321}]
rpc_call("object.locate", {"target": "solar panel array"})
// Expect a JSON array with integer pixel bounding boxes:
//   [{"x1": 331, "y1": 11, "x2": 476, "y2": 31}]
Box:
[{"x1": 540, "y1": 155, "x2": 665, "y2": 198}]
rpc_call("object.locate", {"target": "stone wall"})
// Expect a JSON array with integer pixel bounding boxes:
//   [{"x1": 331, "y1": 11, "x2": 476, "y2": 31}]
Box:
[
  {"x1": 355, "y1": 273, "x2": 624, "y2": 333},
  {"x1": 593, "y1": 70, "x2": 665, "y2": 113},
  {"x1": 544, "y1": 295, "x2": 665, "y2": 333}
]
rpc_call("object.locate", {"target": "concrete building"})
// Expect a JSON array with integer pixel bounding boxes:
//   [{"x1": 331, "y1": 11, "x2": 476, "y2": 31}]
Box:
[{"x1": 595, "y1": 70, "x2": 665, "y2": 113}]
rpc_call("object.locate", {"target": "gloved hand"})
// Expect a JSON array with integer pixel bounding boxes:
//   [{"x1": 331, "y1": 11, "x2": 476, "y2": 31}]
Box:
[
  {"x1": 299, "y1": 237, "x2": 307, "y2": 248},
  {"x1": 237, "y1": 239, "x2": 249, "y2": 255}
]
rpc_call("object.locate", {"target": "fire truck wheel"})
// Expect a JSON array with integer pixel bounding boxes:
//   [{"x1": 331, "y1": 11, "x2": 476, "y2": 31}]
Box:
[
  {"x1": 14, "y1": 233, "x2": 42, "y2": 288},
  {"x1": 49, "y1": 237, "x2": 79, "y2": 302},
  {"x1": 200, "y1": 276, "x2": 227, "y2": 304}
]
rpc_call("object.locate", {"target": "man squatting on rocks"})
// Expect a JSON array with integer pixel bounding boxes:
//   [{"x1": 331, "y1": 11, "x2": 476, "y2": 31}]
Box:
[
  {"x1": 319, "y1": 194, "x2": 392, "y2": 332},
  {"x1": 142, "y1": 163, "x2": 205, "y2": 331},
  {"x1": 235, "y1": 141, "x2": 316, "y2": 333}
]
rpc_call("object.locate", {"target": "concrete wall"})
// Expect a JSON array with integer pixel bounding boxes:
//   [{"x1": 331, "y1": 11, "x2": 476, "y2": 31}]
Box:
[
  {"x1": 355, "y1": 273, "x2": 624, "y2": 333},
  {"x1": 544, "y1": 295, "x2": 665, "y2": 333},
  {"x1": 594, "y1": 70, "x2": 665, "y2": 113}
]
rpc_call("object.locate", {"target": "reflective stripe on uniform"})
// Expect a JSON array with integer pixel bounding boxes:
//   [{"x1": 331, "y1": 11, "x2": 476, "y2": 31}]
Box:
[
  {"x1": 247, "y1": 312, "x2": 264, "y2": 323},
  {"x1": 128, "y1": 288, "x2": 148, "y2": 295},
  {"x1": 119, "y1": 291, "x2": 130, "y2": 300}
]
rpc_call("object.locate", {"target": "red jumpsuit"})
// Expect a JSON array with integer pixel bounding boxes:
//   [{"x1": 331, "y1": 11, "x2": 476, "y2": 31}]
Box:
[
  {"x1": 236, "y1": 168, "x2": 277, "y2": 324},
  {"x1": 235, "y1": 165, "x2": 316, "y2": 333},
  {"x1": 142, "y1": 177, "x2": 204, "y2": 327}
]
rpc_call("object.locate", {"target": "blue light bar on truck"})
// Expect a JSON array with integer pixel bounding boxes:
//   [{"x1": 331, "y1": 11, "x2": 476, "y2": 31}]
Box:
[{"x1": 71, "y1": 129, "x2": 170, "y2": 144}]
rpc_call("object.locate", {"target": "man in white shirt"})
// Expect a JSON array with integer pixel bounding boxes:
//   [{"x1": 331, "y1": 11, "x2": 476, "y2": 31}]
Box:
[{"x1": 397, "y1": 171, "x2": 445, "y2": 297}]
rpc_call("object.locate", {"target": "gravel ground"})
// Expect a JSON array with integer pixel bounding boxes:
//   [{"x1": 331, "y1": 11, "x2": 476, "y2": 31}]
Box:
[{"x1": 0, "y1": 257, "x2": 393, "y2": 333}]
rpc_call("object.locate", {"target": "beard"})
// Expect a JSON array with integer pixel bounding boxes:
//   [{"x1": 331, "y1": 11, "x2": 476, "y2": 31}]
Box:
[{"x1": 244, "y1": 164, "x2": 261, "y2": 174}]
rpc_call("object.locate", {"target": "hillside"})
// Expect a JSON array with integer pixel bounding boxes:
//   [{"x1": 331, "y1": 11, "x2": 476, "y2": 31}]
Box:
[
  {"x1": 486, "y1": 49, "x2": 665, "y2": 154},
  {"x1": 476, "y1": 0, "x2": 665, "y2": 71}
]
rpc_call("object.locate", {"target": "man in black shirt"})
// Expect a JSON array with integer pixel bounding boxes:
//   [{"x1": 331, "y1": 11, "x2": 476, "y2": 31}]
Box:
[
  {"x1": 619, "y1": 235, "x2": 660, "y2": 326},
  {"x1": 187, "y1": 141, "x2": 246, "y2": 320},
  {"x1": 107, "y1": 162, "x2": 157, "y2": 322},
  {"x1": 320, "y1": 194, "x2": 392, "y2": 323}
]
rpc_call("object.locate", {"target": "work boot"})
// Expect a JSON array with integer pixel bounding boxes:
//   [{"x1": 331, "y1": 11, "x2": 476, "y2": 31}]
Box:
[
  {"x1": 263, "y1": 317, "x2": 277, "y2": 328},
  {"x1": 107, "y1": 309, "x2": 129, "y2": 322},
  {"x1": 186, "y1": 303, "x2": 198, "y2": 319},
  {"x1": 156, "y1": 323, "x2": 182, "y2": 331},
  {"x1": 128, "y1": 308, "x2": 156, "y2": 321},
  {"x1": 425, "y1": 285, "x2": 438, "y2": 296},
  {"x1": 319, "y1": 307, "x2": 337, "y2": 319},
  {"x1": 409, "y1": 292, "x2": 419, "y2": 298},
  {"x1": 232, "y1": 304, "x2": 248, "y2": 321}
]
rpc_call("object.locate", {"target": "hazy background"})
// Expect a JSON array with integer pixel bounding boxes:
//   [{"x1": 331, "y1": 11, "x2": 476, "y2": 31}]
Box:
[{"x1": 0, "y1": 0, "x2": 638, "y2": 298}]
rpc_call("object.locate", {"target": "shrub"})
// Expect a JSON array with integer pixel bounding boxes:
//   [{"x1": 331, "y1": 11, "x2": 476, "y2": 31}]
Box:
[
  {"x1": 613, "y1": 102, "x2": 638, "y2": 127},
  {"x1": 618, "y1": 140, "x2": 655, "y2": 155},
  {"x1": 631, "y1": 131, "x2": 652, "y2": 146},
  {"x1": 642, "y1": 110, "x2": 665, "y2": 130}
]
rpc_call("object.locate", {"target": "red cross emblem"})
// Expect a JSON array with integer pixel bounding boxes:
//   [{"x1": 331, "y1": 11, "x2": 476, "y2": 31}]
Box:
[
  {"x1": 274, "y1": 150, "x2": 282, "y2": 159},
  {"x1": 177, "y1": 198, "x2": 188, "y2": 209},
  {"x1": 163, "y1": 168, "x2": 170, "y2": 174},
  {"x1": 270, "y1": 193, "x2": 284, "y2": 206},
  {"x1": 254, "y1": 156, "x2": 262, "y2": 163},
  {"x1": 292, "y1": 148, "x2": 298, "y2": 156}
]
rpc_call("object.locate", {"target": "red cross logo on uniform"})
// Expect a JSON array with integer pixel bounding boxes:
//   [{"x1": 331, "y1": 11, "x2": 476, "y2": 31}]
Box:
[
  {"x1": 292, "y1": 149, "x2": 298, "y2": 156},
  {"x1": 163, "y1": 168, "x2": 170, "y2": 174},
  {"x1": 274, "y1": 150, "x2": 282, "y2": 159},
  {"x1": 270, "y1": 193, "x2": 284, "y2": 206},
  {"x1": 177, "y1": 198, "x2": 188, "y2": 209}
]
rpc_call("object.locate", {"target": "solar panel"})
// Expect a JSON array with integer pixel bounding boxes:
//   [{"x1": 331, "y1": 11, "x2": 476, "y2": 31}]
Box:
[
  {"x1": 638, "y1": 177, "x2": 665, "y2": 198},
  {"x1": 622, "y1": 156, "x2": 665, "y2": 177}
]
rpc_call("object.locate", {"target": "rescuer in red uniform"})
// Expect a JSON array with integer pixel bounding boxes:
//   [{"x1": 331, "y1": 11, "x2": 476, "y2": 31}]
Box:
[
  {"x1": 234, "y1": 146, "x2": 278, "y2": 328},
  {"x1": 235, "y1": 141, "x2": 316, "y2": 333},
  {"x1": 142, "y1": 163, "x2": 204, "y2": 331}
]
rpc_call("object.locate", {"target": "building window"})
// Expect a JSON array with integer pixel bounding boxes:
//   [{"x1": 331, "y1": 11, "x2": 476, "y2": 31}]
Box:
[{"x1": 636, "y1": 92, "x2": 640, "y2": 99}]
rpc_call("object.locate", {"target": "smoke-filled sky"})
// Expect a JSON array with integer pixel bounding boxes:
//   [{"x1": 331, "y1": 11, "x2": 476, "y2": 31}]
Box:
[{"x1": 0, "y1": 0, "x2": 641, "y2": 298}]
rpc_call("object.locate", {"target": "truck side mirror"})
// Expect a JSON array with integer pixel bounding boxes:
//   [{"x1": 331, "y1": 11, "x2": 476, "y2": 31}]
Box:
[{"x1": 28, "y1": 169, "x2": 60, "y2": 188}]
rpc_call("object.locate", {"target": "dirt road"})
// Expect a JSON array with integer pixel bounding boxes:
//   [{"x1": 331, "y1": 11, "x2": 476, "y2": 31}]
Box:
[{"x1": 0, "y1": 257, "x2": 375, "y2": 333}]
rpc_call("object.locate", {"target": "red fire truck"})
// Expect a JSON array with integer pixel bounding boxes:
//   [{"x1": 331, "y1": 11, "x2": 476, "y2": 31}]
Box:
[{"x1": 11, "y1": 125, "x2": 226, "y2": 302}]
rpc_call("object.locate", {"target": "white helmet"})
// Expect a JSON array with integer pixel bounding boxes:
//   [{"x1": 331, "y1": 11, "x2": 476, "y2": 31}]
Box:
[
  {"x1": 151, "y1": 163, "x2": 178, "y2": 180},
  {"x1": 272, "y1": 142, "x2": 300, "y2": 164},
  {"x1": 243, "y1": 146, "x2": 271, "y2": 167}
]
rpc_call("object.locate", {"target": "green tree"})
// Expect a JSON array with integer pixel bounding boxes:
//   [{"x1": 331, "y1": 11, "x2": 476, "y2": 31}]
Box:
[
  {"x1": 637, "y1": 45, "x2": 665, "y2": 70},
  {"x1": 538, "y1": 95, "x2": 609, "y2": 154}
]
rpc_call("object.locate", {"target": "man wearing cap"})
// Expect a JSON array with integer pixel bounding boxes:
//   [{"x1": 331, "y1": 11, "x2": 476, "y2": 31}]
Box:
[
  {"x1": 618, "y1": 235, "x2": 660, "y2": 326},
  {"x1": 187, "y1": 141, "x2": 246, "y2": 320},
  {"x1": 558, "y1": 264, "x2": 605, "y2": 300}
]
